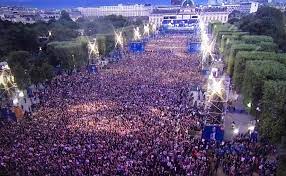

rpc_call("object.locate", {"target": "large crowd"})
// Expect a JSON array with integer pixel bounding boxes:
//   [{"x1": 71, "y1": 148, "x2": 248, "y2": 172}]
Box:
[{"x1": 0, "y1": 34, "x2": 277, "y2": 175}]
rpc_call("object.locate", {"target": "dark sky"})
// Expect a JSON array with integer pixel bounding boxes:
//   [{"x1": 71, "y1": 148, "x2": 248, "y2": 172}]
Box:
[{"x1": 0, "y1": 0, "x2": 207, "y2": 9}]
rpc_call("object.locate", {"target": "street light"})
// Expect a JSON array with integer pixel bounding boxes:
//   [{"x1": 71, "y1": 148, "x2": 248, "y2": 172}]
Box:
[{"x1": 48, "y1": 31, "x2": 52, "y2": 37}]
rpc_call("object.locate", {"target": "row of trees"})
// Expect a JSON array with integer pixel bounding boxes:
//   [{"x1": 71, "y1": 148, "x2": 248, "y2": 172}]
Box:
[
  {"x1": 211, "y1": 19, "x2": 286, "y2": 143},
  {"x1": 1, "y1": 11, "x2": 147, "y2": 90},
  {"x1": 231, "y1": 6, "x2": 286, "y2": 52}
]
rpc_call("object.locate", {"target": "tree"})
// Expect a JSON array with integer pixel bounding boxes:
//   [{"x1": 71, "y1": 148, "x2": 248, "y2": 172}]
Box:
[
  {"x1": 238, "y1": 7, "x2": 286, "y2": 51},
  {"x1": 30, "y1": 62, "x2": 54, "y2": 84},
  {"x1": 261, "y1": 81, "x2": 286, "y2": 143},
  {"x1": 233, "y1": 51, "x2": 277, "y2": 91},
  {"x1": 7, "y1": 51, "x2": 32, "y2": 70},
  {"x1": 47, "y1": 40, "x2": 88, "y2": 70},
  {"x1": 60, "y1": 10, "x2": 73, "y2": 22},
  {"x1": 242, "y1": 60, "x2": 286, "y2": 113}
]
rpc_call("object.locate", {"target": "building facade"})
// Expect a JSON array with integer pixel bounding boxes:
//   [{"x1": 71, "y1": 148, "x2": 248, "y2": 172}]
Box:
[
  {"x1": 239, "y1": 2, "x2": 259, "y2": 13},
  {"x1": 171, "y1": 0, "x2": 183, "y2": 5},
  {"x1": 77, "y1": 4, "x2": 152, "y2": 17},
  {"x1": 150, "y1": 3, "x2": 229, "y2": 27}
]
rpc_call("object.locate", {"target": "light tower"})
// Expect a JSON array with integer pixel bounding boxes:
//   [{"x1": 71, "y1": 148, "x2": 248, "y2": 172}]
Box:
[{"x1": 88, "y1": 38, "x2": 99, "y2": 64}]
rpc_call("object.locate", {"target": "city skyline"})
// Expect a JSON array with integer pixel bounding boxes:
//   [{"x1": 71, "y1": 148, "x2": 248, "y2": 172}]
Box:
[{"x1": 0, "y1": 0, "x2": 207, "y2": 9}]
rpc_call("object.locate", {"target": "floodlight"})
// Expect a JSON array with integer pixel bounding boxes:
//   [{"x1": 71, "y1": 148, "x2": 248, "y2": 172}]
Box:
[
  {"x1": 144, "y1": 24, "x2": 150, "y2": 36},
  {"x1": 248, "y1": 125, "x2": 255, "y2": 131},
  {"x1": 134, "y1": 27, "x2": 141, "y2": 41},
  {"x1": 247, "y1": 102, "x2": 252, "y2": 108},
  {"x1": 19, "y1": 91, "x2": 24, "y2": 98},
  {"x1": 233, "y1": 128, "x2": 239, "y2": 134},
  {"x1": 115, "y1": 31, "x2": 124, "y2": 48},
  {"x1": 13, "y1": 98, "x2": 19, "y2": 105}
]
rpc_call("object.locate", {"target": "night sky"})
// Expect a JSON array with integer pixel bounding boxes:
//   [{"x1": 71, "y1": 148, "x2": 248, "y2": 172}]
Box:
[{"x1": 0, "y1": 0, "x2": 207, "y2": 9}]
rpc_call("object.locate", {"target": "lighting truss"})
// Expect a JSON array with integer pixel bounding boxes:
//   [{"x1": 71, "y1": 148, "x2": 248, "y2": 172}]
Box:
[{"x1": 205, "y1": 74, "x2": 229, "y2": 124}]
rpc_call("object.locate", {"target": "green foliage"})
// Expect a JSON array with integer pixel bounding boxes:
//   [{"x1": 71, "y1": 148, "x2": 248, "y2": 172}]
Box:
[
  {"x1": 220, "y1": 32, "x2": 249, "y2": 52},
  {"x1": 277, "y1": 53, "x2": 286, "y2": 65},
  {"x1": 233, "y1": 51, "x2": 277, "y2": 91},
  {"x1": 47, "y1": 40, "x2": 88, "y2": 70},
  {"x1": 241, "y1": 35, "x2": 273, "y2": 44},
  {"x1": 7, "y1": 51, "x2": 55, "y2": 88},
  {"x1": 261, "y1": 81, "x2": 286, "y2": 143},
  {"x1": 7, "y1": 51, "x2": 32, "y2": 89},
  {"x1": 7, "y1": 51, "x2": 32, "y2": 70},
  {"x1": 30, "y1": 62, "x2": 54, "y2": 84},
  {"x1": 242, "y1": 60, "x2": 286, "y2": 113},
  {"x1": 238, "y1": 6, "x2": 286, "y2": 52},
  {"x1": 0, "y1": 21, "x2": 38, "y2": 57},
  {"x1": 258, "y1": 42, "x2": 278, "y2": 52},
  {"x1": 227, "y1": 44, "x2": 257, "y2": 76}
]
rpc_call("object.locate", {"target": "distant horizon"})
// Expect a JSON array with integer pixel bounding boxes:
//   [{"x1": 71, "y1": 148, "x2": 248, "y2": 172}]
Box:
[{"x1": 0, "y1": 0, "x2": 207, "y2": 9}]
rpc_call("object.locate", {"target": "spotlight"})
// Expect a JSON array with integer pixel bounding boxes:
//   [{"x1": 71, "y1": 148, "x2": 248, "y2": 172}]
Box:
[
  {"x1": 248, "y1": 125, "x2": 255, "y2": 131},
  {"x1": 233, "y1": 128, "x2": 239, "y2": 135},
  {"x1": 19, "y1": 91, "x2": 24, "y2": 98},
  {"x1": 144, "y1": 24, "x2": 150, "y2": 36},
  {"x1": 115, "y1": 31, "x2": 124, "y2": 48},
  {"x1": 134, "y1": 27, "x2": 141, "y2": 41},
  {"x1": 247, "y1": 102, "x2": 252, "y2": 108},
  {"x1": 13, "y1": 98, "x2": 19, "y2": 105}
]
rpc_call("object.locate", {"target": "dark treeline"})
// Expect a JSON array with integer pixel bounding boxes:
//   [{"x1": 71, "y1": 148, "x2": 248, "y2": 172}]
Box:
[{"x1": 0, "y1": 11, "x2": 144, "y2": 89}]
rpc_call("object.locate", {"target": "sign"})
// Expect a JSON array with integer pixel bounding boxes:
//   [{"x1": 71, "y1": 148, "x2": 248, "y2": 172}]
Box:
[
  {"x1": 202, "y1": 125, "x2": 224, "y2": 141},
  {"x1": 188, "y1": 42, "x2": 201, "y2": 53},
  {"x1": 129, "y1": 42, "x2": 145, "y2": 53}
]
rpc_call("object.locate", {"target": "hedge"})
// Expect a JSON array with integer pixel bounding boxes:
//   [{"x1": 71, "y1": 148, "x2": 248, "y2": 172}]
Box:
[
  {"x1": 261, "y1": 80, "x2": 286, "y2": 143},
  {"x1": 241, "y1": 35, "x2": 274, "y2": 44},
  {"x1": 227, "y1": 44, "x2": 257, "y2": 76},
  {"x1": 242, "y1": 60, "x2": 286, "y2": 112},
  {"x1": 233, "y1": 51, "x2": 276, "y2": 90}
]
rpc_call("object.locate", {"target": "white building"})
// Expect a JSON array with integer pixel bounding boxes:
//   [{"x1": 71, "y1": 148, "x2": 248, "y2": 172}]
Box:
[
  {"x1": 200, "y1": 11, "x2": 229, "y2": 23},
  {"x1": 77, "y1": 4, "x2": 152, "y2": 17},
  {"x1": 222, "y1": 4, "x2": 241, "y2": 13},
  {"x1": 150, "y1": 2, "x2": 229, "y2": 27},
  {"x1": 239, "y1": 2, "x2": 259, "y2": 14}
]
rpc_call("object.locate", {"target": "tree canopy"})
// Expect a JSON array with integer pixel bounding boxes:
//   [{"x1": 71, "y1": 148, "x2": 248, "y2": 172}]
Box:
[{"x1": 238, "y1": 6, "x2": 286, "y2": 52}]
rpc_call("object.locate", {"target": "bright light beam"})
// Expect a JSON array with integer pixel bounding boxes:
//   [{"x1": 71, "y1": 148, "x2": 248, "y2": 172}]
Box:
[
  {"x1": 134, "y1": 27, "x2": 141, "y2": 41},
  {"x1": 151, "y1": 23, "x2": 157, "y2": 32},
  {"x1": 144, "y1": 24, "x2": 150, "y2": 36},
  {"x1": 88, "y1": 38, "x2": 99, "y2": 59},
  {"x1": 115, "y1": 31, "x2": 124, "y2": 48}
]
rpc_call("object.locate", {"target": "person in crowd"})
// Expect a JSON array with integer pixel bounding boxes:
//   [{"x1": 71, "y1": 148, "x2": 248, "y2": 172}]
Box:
[{"x1": 0, "y1": 34, "x2": 277, "y2": 176}]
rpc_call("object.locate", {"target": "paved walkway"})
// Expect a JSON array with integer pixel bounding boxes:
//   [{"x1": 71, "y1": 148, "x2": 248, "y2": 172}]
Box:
[{"x1": 224, "y1": 93, "x2": 255, "y2": 141}]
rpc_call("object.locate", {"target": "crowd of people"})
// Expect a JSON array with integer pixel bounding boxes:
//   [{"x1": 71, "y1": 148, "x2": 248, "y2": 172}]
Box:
[{"x1": 0, "y1": 34, "x2": 277, "y2": 175}]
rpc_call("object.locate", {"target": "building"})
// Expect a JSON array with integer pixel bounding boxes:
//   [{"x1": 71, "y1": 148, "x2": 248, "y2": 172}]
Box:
[
  {"x1": 39, "y1": 10, "x2": 61, "y2": 22},
  {"x1": 171, "y1": 0, "x2": 183, "y2": 5},
  {"x1": 222, "y1": 4, "x2": 241, "y2": 13},
  {"x1": 239, "y1": 2, "x2": 259, "y2": 13},
  {"x1": 208, "y1": 0, "x2": 224, "y2": 6},
  {"x1": 150, "y1": 0, "x2": 229, "y2": 27},
  {"x1": 77, "y1": 4, "x2": 152, "y2": 17}
]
